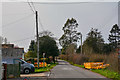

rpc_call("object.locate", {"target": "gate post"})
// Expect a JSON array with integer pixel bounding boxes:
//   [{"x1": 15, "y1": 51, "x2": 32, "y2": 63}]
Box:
[{"x1": 3, "y1": 63, "x2": 7, "y2": 80}]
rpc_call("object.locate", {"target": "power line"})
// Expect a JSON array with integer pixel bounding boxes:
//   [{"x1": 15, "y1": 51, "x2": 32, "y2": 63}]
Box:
[
  {"x1": 28, "y1": 1, "x2": 45, "y2": 31},
  {"x1": 2, "y1": 13, "x2": 34, "y2": 28},
  {"x1": 34, "y1": 2, "x2": 91, "y2": 4},
  {"x1": 30, "y1": 1, "x2": 45, "y2": 31},
  {"x1": 38, "y1": 16, "x2": 45, "y2": 31},
  {"x1": 27, "y1": 0, "x2": 35, "y2": 13},
  {"x1": 10, "y1": 36, "x2": 35, "y2": 43},
  {"x1": 3, "y1": 12, "x2": 32, "y2": 16},
  {"x1": 31, "y1": 1, "x2": 36, "y2": 11}
]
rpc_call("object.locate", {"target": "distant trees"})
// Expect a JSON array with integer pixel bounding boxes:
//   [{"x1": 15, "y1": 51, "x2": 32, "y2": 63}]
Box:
[
  {"x1": 59, "y1": 18, "x2": 81, "y2": 48},
  {"x1": 25, "y1": 51, "x2": 36, "y2": 59},
  {"x1": 26, "y1": 40, "x2": 37, "y2": 58},
  {"x1": 39, "y1": 30, "x2": 54, "y2": 37},
  {"x1": 76, "y1": 46, "x2": 81, "y2": 53},
  {"x1": 1, "y1": 37, "x2": 8, "y2": 44},
  {"x1": 59, "y1": 18, "x2": 81, "y2": 54},
  {"x1": 27, "y1": 31, "x2": 59, "y2": 63},
  {"x1": 65, "y1": 44, "x2": 77, "y2": 55},
  {"x1": 39, "y1": 35, "x2": 59, "y2": 63},
  {"x1": 28, "y1": 40, "x2": 36, "y2": 52},
  {"x1": 108, "y1": 24, "x2": 120, "y2": 50},
  {"x1": 102, "y1": 43, "x2": 112, "y2": 54},
  {"x1": 82, "y1": 24, "x2": 120, "y2": 54},
  {"x1": 83, "y1": 28, "x2": 104, "y2": 54}
]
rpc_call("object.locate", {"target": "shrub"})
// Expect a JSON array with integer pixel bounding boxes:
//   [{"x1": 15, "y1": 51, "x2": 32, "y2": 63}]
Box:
[
  {"x1": 104, "y1": 53, "x2": 118, "y2": 72},
  {"x1": 59, "y1": 52, "x2": 119, "y2": 73},
  {"x1": 88, "y1": 54, "x2": 106, "y2": 62}
]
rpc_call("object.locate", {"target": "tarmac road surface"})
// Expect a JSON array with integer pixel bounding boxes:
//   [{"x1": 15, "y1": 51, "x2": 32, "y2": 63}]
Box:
[
  {"x1": 7, "y1": 60, "x2": 110, "y2": 80},
  {"x1": 48, "y1": 60, "x2": 110, "y2": 80}
]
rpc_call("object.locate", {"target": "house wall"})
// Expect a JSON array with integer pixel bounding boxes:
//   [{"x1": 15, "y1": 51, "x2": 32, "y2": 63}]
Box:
[
  {"x1": 2, "y1": 48, "x2": 23, "y2": 59},
  {"x1": 2, "y1": 45, "x2": 24, "y2": 79}
]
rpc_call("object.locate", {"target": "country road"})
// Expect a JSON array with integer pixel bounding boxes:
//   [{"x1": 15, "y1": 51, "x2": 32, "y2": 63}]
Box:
[
  {"x1": 48, "y1": 60, "x2": 109, "y2": 79},
  {"x1": 8, "y1": 60, "x2": 110, "y2": 80}
]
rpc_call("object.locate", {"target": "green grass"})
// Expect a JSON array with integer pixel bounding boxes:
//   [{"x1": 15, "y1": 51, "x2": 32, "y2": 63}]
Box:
[
  {"x1": 91, "y1": 69, "x2": 120, "y2": 80},
  {"x1": 64, "y1": 60, "x2": 84, "y2": 68},
  {"x1": 73, "y1": 64, "x2": 85, "y2": 68},
  {"x1": 63, "y1": 59, "x2": 120, "y2": 80},
  {"x1": 74, "y1": 64, "x2": 120, "y2": 80},
  {"x1": 35, "y1": 63, "x2": 58, "y2": 73}
]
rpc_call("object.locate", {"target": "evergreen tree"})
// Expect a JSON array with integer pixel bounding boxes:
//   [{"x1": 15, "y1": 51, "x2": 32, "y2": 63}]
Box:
[
  {"x1": 83, "y1": 28, "x2": 104, "y2": 54},
  {"x1": 108, "y1": 24, "x2": 120, "y2": 49},
  {"x1": 28, "y1": 40, "x2": 36, "y2": 52}
]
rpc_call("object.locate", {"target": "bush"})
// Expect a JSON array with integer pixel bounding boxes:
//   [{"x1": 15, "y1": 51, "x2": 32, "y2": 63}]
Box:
[
  {"x1": 59, "y1": 52, "x2": 119, "y2": 73},
  {"x1": 88, "y1": 54, "x2": 106, "y2": 62},
  {"x1": 59, "y1": 54, "x2": 89, "y2": 65},
  {"x1": 104, "y1": 53, "x2": 118, "y2": 72}
]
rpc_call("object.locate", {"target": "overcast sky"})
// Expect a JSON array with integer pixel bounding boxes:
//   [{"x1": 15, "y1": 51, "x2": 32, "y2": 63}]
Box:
[{"x1": 2, "y1": 1, "x2": 119, "y2": 51}]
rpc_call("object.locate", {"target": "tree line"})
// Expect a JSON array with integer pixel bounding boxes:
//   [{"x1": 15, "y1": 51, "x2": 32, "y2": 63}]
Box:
[
  {"x1": 25, "y1": 31, "x2": 59, "y2": 63},
  {"x1": 26, "y1": 18, "x2": 120, "y2": 62},
  {"x1": 59, "y1": 18, "x2": 120, "y2": 55}
]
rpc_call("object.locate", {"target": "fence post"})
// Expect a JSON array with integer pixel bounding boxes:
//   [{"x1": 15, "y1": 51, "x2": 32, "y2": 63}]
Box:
[
  {"x1": 3, "y1": 63, "x2": 7, "y2": 80},
  {"x1": 19, "y1": 62, "x2": 21, "y2": 77}
]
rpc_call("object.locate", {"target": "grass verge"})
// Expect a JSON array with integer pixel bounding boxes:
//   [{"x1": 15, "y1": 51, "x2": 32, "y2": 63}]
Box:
[
  {"x1": 91, "y1": 69, "x2": 120, "y2": 80},
  {"x1": 35, "y1": 62, "x2": 58, "y2": 73},
  {"x1": 64, "y1": 60, "x2": 120, "y2": 80}
]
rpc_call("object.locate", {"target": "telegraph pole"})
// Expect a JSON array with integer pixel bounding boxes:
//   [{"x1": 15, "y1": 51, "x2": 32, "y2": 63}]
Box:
[{"x1": 36, "y1": 11, "x2": 39, "y2": 68}]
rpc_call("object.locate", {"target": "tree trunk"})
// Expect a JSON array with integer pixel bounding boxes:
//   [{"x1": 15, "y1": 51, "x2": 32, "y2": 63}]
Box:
[
  {"x1": 53, "y1": 56, "x2": 55, "y2": 64},
  {"x1": 47, "y1": 57, "x2": 50, "y2": 64},
  {"x1": 56, "y1": 56, "x2": 57, "y2": 62}
]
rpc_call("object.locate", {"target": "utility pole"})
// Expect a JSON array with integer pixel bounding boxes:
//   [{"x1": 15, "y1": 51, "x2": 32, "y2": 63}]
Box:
[
  {"x1": 43, "y1": 53, "x2": 45, "y2": 68},
  {"x1": 36, "y1": 11, "x2": 39, "y2": 68}
]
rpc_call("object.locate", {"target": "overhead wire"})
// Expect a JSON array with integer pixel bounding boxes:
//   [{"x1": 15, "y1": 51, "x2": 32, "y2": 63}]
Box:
[
  {"x1": 29, "y1": 0, "x2": 45, "y2": 31},
  {"x1": 2, "y1": 13, "x2": 34, "y2": 28},
  {"x1": 34, "y1": 2, "x2": 91, "y2": 4},
  {"x1": 27, "y1": 0, "x2": 35, "y2": 14},
  {"x1": 7, "y1": 1, "x2": 48, "y2": 44},
  {"x1": 10, "y1": 36, "x2": 35, "y2": 43},
  {"x1": 31, "y1": 1, "x2": 36, "y2": 11},
  {"x1": 38, "y1": 16, "x2": 45, "y2": 31}
]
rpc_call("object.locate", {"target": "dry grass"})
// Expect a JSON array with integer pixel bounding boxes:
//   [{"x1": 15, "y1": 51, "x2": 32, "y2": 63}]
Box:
[
  {"x1": 104, "y1": 53, "x2": 118, "y2": 72},
  {"x1": 59, "y1": 52, "x2": 119, "y2": 72}
]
